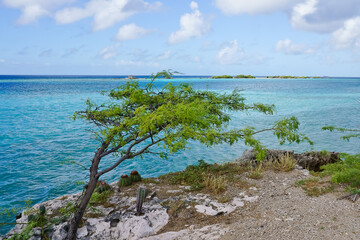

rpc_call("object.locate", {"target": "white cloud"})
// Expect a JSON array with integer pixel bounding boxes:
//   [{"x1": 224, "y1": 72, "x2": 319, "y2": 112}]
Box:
[
  {"x1": 215, "y1": 0, "x2": 299, "y2": 15},
  {"x1": 215, "y1": 0, "x2": 360, "y2": 38},
  {"x1": 276, "y1": 39, "x2": 314, "y2": 55},
  {"x1": 0, "y1": 59, "x2": 5, "y2": 63},
  {"x1": 116, "y1": 23, "x2": 152, "y2": 41},
  {"x1": 332, "y1": 17, "x2": 360, "y2": 49},
  {"x1": 291, "y1": 0, "x2": 360, "y2": 33},
  {"x1": 157, "y1": 50, "x2": 172, "y2": 60},
  {"x1": 55, "y1": 0, "x2": 161, "y2": 31},
  {"x1": 168, "y1": 1, "x2": 211, "y2": 44},
  {"x1": 3, "y1": 0, "x2": 74, "y2": 24},
  {"x1": 98, "y1": 45, "x2": 119, "y2": 59},
  {"x1": 216, "y1": 40, "x2": 243, "y2": 65}
]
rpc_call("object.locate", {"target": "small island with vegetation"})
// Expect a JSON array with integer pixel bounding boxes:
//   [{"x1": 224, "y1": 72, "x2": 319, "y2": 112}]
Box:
[
  {"x1": 266, "y1": 76, "x2": 324, "y2": 79},
  {"x1": 212, "y1": 74, "x2": 256, "y2": 79}
]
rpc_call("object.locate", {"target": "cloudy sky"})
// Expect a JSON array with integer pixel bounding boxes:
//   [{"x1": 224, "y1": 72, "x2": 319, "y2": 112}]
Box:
[{"x1": 1, "y1": 0, "x2": 360, "y2": 76}]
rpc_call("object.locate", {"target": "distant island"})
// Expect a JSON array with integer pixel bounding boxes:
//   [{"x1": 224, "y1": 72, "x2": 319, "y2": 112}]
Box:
[
  {"x1": 212, "y1": 75, "x2": 256, "y2": 79},
  {"x1": 266, "y1": 76, "x2": 324, "y2": 79}
]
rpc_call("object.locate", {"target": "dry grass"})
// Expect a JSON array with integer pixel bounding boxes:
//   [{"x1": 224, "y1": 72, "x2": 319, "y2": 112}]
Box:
[
  {"x1": 167, "y1": 200, "x2": 185, "y2": 217},
  {"x1": 204, "y1": 175, "x2": 227, "y2": 194},
  {"x1": 269, "y1": 153, "x2": 297, "y2": 172},
  {"x1": 248, "y1": 163, "x2": 263, "y2": 179}
]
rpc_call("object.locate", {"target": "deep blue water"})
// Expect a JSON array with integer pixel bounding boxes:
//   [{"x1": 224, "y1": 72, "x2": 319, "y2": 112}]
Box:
[{"x1": 1, "y1": 76, "x2": 359, "y2": 234}]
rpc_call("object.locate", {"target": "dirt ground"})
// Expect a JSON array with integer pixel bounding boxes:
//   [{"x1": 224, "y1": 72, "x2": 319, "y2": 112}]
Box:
[{"x1": 143, "y1": 166, "x2": 360, "y2": 240}]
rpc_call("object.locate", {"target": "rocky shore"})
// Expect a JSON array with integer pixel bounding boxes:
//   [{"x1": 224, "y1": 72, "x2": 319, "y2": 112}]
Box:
[{"x1": 2, "y1": 150, "x2": 359, "y2": 240}]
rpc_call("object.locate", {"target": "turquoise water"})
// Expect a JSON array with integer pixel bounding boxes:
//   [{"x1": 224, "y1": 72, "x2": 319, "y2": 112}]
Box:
[{"x1": 0, "y1": 76, "x2": 359, "y2": 234}]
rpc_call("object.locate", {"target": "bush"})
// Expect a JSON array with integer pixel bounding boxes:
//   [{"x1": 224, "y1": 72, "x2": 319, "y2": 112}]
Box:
[
  {"x1": 321, "y1": 153, "x2": 360, "y2": 191},
  {"x1": 168, "y1": 160, "x2": 243, "y2": 192}
]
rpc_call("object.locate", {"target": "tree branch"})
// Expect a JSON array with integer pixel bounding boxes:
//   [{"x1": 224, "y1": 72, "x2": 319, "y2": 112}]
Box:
[
  {"x1": 129, "y1": 137, "x2": 166, "y2": 159},
  {"x1": 95, "y1": 135, "x2": 164, "y2": 178},
  {"x1": 99, "y1": 136, "x2": 134, "y2": 158}
]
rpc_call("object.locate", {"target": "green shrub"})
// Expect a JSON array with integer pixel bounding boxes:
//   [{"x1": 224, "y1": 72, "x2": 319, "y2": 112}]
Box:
[
  {"x1": 321, "y1": 153, "x2": 360, "y2": 191},
  {"x1": 211, "y1": 75, "x2": 233, "y2": 79},
  {"x1": 90, "y1": 190, "x2": 111, "y2": 205},
  {"x1": 234, "y1": 75, "x2": 255, "y2": 78},
  {"x1": 169, "y1": 160, "x2": 210, "y2": 190},
  {"x1": 168, "y1": 160, "x2": 243, "y2": 192}
]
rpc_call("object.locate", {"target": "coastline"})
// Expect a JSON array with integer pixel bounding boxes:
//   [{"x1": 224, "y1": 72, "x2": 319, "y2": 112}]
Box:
[{"x1": 2, "y1": 150, "x2": 359, "y2": 240}]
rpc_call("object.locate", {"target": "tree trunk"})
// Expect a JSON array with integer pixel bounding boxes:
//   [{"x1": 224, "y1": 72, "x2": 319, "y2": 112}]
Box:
[
  {"x1": 66, "y1": 175, "x2": 98, "y2": 240},
  {"x1": 66, "y1": 143, "x2": 107, "y2": 240}
]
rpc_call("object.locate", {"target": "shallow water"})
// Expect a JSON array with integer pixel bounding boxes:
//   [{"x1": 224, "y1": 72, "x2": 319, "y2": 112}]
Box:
[{"x1": 0, "y1": 76, "x2": 359, "y2": 234}]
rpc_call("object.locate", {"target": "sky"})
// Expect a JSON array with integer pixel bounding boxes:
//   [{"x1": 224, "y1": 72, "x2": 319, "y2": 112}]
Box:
[{"x1": 1, "y1": 0, "x2": 360, "y2": 76}]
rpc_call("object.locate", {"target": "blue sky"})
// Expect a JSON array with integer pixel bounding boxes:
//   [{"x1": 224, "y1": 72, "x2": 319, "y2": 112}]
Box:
[{"x1": 1, "y1": 0, "x2": 360, "y2": 76}]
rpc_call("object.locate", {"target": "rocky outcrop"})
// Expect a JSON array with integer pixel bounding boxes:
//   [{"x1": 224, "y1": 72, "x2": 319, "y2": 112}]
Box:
[
  {"x1": 294, "y1": 151, "x2": 341, "y2": 171},
  {"x1": 238, "y1": 149, "x2": 341, "y2": 171},
  {"x1": 1, "y1": 182, "x2": 258, "y2": 240}
]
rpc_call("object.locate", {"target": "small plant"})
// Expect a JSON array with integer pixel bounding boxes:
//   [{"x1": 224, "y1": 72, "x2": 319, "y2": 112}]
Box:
[
  {"x1": 96, "y1": 180, "x2": 111, "y2": 193},
  {"x1": 90, "y1": 190, "x2": 111, "y2": 205},
  {"x1": 168, "y1": 200, "x2": 185, "y2": 217},
  {"x1": 129, "y1": 171, "x2": 142, "y2": 182},
  {"x1": 58, "y1": 202, "x2": 77, "y2": 218},
  {"x1": 118, "y1": 174, "x2": 132, "y2": 187},
  {"x1": 8, "y1": 205, "x2": 50, "y2": 240},
  {"x1": 168, "y1": 160, "x2": 210, "y2": 191},
  {"x1": 295, "y1": 178, "x2": 334, "y2": 197},
  {"x1": 248, "y1": 164, "x2": 263, "y2": 179},
  {"x1": 204, "y1": 175, "x2": 227, "y2": 194},
  {"x1": 271, "y1": 153, "x2": 297, "y2": 172},
  {"x1": 136, "y1": 187, "x2": 149, "y2": 215},
  {"x1": 319, "y1": 150, "x2": 330, "y2": 157}
]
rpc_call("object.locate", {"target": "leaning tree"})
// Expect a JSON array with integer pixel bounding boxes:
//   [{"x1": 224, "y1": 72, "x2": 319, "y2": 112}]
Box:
[{"x1": 66, "y1": 70, "x2": 310, "y2": 239}]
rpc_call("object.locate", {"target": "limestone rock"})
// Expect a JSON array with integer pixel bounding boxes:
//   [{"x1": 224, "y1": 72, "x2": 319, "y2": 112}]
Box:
[{"x1": 294, "y1": 151, "x2": 341, "y2": 171}]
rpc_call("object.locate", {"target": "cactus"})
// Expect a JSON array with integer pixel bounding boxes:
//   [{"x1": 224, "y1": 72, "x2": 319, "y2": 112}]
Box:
[
  {"x1": 96, "y1": 180, "x2": 111, "y2": 193},
  {"x1": 129, "y1": 170, "x2": 142, "y2": 182},
  {"x1": 136, "y1": 187, "x2": 149, "y2": 214},
  {"x1": 118, "y1": 174, "x2": 132, "y2": 187},
  {"x1": 39, "y1": 205, "x2": 46, "y2": 215}
]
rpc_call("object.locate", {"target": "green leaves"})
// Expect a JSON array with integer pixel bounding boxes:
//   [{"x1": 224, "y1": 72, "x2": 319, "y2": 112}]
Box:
[
  {"x1": 274, "y1": 117, "x2": 313, "y2": 145},
  {"x1": 321, "y1": 153, "x2": 360, "y2": 190},
  {"x1": 322, "y1": 126, "x2": 360, "y2": 141},
  {"x1": 74, "y1": 70, "x2": 311, "y2": 168}
]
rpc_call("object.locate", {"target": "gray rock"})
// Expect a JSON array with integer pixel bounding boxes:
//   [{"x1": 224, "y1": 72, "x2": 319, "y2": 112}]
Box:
[
  {"x1": 32, "y1": 227, "x2": 42, "y2": 236},
  {"x1": 51, "y1": 223, "x2": 68, "y2": 240},
  {"x1": 238, "y1": 149, "x2": 294, "y2": 165},
  {"x1": 77, "y1": 226, "x2": 88, "y2": 238},
  {"x1": 294, "y1": 151, "x2": 340, "y2": 171}
]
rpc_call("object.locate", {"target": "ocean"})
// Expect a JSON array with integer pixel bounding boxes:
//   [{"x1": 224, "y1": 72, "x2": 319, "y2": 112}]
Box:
[{"x1": 0, "y1": 75, "x2": 359, "y2": 234}]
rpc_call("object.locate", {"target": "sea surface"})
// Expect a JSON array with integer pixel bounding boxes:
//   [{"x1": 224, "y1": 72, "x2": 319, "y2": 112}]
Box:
[{"x1": 1, "y1": 75, "x2": 359, "y2": 234}]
